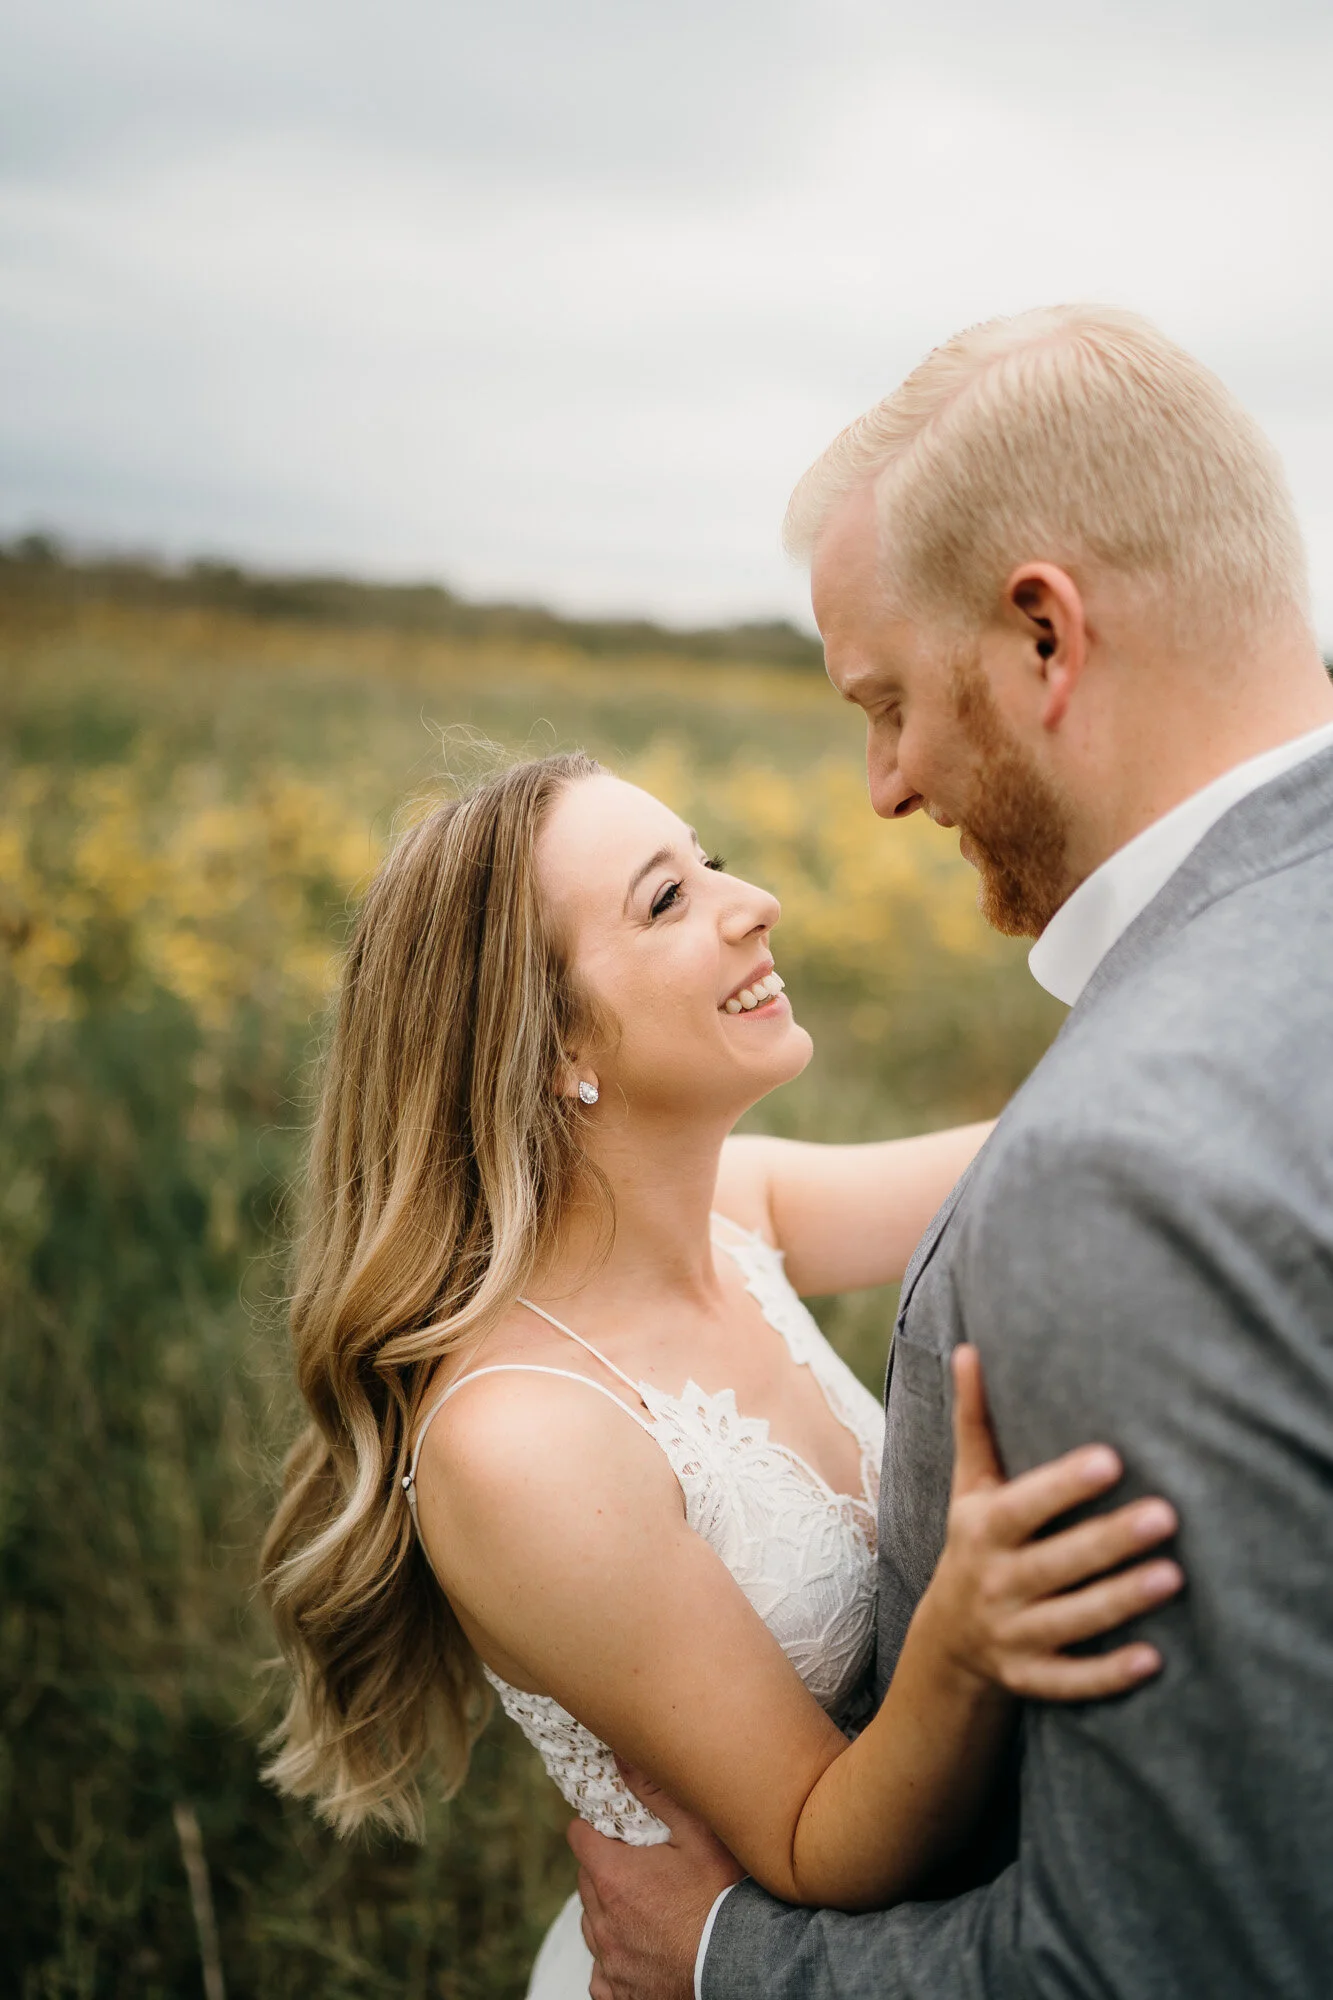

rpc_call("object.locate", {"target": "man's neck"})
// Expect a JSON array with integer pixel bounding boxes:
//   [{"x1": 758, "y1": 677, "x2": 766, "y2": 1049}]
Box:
[{"x1": 1063, "y1": 629, "x2": 1333, "y2": 887}]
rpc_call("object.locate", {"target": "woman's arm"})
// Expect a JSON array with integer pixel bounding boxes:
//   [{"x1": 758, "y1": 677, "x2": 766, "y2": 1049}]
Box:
[
  {"x1": 416, "y1": 1355, "x2": 1181, "y2": 1912},
  {"x1": 717, "y1": 1126, "x2": 994, "y2": 1296},
  {"x1": 786, "y1": 1348, "x2": 1181, "y2": 1907}
]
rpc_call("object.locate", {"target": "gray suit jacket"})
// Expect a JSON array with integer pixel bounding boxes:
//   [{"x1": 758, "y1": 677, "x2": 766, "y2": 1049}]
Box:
[{"x1": 704, "y1": 744, "x2": 1333, "y2": 1998}]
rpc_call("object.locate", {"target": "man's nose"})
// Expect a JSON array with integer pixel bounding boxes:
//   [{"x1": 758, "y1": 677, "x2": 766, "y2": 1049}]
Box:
[{"x1": 867, "y1": 750, "x2": 924, "y2": 821}]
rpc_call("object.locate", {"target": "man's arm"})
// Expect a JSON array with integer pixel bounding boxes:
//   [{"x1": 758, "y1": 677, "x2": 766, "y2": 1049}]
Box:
[
  {"x1": 703, "y1": 1118, "x2": 1333, "y2": 1998},
  {"x1": 574, "y1": 1774, "x2": 1017, "y2": 2000}
]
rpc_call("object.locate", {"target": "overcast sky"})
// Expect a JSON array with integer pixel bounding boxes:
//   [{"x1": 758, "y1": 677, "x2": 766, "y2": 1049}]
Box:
[{"x1": 3, "y1": 0, "x2": 1332, "y2": 635}]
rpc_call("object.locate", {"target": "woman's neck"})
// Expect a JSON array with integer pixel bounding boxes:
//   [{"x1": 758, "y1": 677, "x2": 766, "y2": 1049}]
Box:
[{"x1": 533, "y1": 1112, "x2": 733, "y2": 1316}]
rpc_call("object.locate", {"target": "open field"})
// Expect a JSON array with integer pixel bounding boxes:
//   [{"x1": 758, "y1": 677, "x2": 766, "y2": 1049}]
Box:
[{"x1": 0, "y1": 579, "x2": 1064, "y2": 1997}]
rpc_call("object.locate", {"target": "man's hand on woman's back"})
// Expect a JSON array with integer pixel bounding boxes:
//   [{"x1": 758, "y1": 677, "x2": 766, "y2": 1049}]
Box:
[{"x1": 571, "y1": 1769, "x2": 742, "y2": 2000}]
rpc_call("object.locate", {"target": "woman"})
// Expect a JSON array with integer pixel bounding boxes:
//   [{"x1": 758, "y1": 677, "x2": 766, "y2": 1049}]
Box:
[{"x1": 261, "y1": 753, "x2": 1181, "y2": 1996}]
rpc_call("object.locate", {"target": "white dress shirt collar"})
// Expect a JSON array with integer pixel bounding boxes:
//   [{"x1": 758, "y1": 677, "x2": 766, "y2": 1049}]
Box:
[{"x1": 1029, "y1": 720, "x2": 1333, "y2": 1007}]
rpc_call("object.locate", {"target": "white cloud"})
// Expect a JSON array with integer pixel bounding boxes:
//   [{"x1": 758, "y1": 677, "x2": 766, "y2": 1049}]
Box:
[{"x1": 2, "y1": 1, "x2": 1331, "y2": 636}]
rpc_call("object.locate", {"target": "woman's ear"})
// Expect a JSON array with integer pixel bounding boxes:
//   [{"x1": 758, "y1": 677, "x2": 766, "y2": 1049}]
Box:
[
  {"x1": 1006, "y1": 563, "x2": 1088, "y2": 729},
  {"x1": 555, "y1": 1053, "x2": 599, "y2": 1105}
]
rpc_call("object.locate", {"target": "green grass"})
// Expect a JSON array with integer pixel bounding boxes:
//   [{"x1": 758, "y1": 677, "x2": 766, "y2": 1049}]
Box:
[{"x1": 0, "y1": 585, "x2": 1063, "y2": 1996}]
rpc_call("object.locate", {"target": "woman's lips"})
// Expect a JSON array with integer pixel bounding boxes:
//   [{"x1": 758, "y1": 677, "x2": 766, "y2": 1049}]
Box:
[
  {"x1": 729, "y1": 989, "x2": 788, "y2": 1020},
  {"x1": 722, "y1": 970, "x2": 786, "y2": 1015}
]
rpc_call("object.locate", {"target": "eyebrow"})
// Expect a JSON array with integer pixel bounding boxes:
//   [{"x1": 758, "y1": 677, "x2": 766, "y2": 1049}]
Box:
[{"x1": 623, "y1": 829, "x2": 701, "y2": 912}]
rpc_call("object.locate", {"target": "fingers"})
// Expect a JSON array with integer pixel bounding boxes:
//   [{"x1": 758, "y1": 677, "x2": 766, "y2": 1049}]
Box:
[
  {"x1": 613, "y1": 1757, "x2": 686, "y2": 1840},
  {"x1": 613, "y1": 1758, "x2": 726, "y2": 1858},
  {"x1": 938, "y1": 1358, "x2": 1186, "y2": 1702},
  {"x1": 973, "y1": 1441, "x2": 1124, "y2": 1545},
  {"x1": 1010, "y1": 1496, "x2": 1178, "y2": 1600},
  {"x1": 949, "y1": 1346, "x2": 1003, "y2": 1496},
  {"x1": 578, "y1": 1866, "x2": 611, "y2": 1999},
  {"x1": 613, "y1": 1758, "x2": 670, "y2": 1814},
  {"x1": 579, "y1": 1870, "x2": 608, "y2": 1997},
  {"x1": 1006, "y1": 1639, "x2": 1165, "y2": 1703},
  {"x1": 1017, "y1": 1558, "x2": 1184, "y2": 1656},
  {"x1": 575, "y1": 1862, "x2": 603, "y2": 1923},
  {"x1": 569, "y1": 1813, "x2": 627, "y2": 1872}
]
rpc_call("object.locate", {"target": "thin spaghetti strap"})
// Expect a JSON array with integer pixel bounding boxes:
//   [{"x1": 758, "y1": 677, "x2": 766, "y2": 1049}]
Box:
[
  {"x1": 401, "y1": 1362, "x2": 657, "y2": 1536},
  {"x1": 515, "y1": 1298, "x2": 646, "y2": 1398},
  {"x1": 709, "y1": 1209, "x2": 760, "y2": 1243}
]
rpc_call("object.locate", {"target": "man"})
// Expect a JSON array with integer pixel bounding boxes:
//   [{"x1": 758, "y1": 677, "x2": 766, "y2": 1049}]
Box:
[{"x1": 571, "y1": 305, "x2": 1333, "y2": 1997}]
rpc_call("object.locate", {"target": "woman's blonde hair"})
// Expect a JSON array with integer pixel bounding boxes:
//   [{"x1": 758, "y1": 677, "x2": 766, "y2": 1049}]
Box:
[
  {"x1": 261, "y1": 750, "x2": 603, "y2": 1839},
  {"x1": 784, "y1": 303, "x2": 1309, "y2": 646}
]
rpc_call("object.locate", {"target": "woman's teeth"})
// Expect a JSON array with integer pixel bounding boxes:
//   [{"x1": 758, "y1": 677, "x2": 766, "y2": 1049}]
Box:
[{"x1": 724, "y1": 971, "x2": 785, "y2": 1015}]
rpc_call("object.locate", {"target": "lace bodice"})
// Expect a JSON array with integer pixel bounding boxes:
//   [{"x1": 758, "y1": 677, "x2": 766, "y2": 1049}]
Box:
[{"x1": 405, "y1": 1220, "x2": 885, "y2": 1846}]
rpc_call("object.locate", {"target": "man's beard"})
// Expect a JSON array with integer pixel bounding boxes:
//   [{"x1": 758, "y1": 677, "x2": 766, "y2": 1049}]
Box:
[{"x1": 949, "y1": 652, "x2": 1073, "y2": 940}]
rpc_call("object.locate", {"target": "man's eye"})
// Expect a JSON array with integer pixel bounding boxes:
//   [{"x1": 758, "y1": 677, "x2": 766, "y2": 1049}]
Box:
[{"x1": 650, "y1": 881, "x2": 683, "y2": 919}]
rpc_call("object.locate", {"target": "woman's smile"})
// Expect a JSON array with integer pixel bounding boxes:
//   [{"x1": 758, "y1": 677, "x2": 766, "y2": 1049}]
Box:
[
  {"x1": 534, "y1": 772, "x2": 814, "y2": 1121},
  {"x1": 721, "y1": 968, "x2": 787, "y2": 1016}
]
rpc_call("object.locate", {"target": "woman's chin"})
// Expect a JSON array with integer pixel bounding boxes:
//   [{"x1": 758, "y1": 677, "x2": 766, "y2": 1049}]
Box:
[
  {"x1": 736, "y1": 1017, "x2": 814, "y2": 1093},
  {"x1": 784, "y1": 1021, "x2": 816, "y2": 1078}
]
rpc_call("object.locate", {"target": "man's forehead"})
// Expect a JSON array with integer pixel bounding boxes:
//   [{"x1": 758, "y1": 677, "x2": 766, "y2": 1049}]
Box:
[
  {"x1": 809, "y1": 484, "x2": 918, "y2": 669},
  {"x1": 810, "y1": 482, "x2": 882, "y2": 614},
  {"x1": 818, "y1": 597, "x2": 923, "y2": 698}
]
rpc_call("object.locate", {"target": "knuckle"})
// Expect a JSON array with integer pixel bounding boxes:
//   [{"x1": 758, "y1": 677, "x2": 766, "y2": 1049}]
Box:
[
  {"x1": 1103, "y1": 1582, "x2": 1141, "y2": 1623},
  {"x1": 977, "y1": 1564, "x2": 1014, "y2": 1616},
  {"x1": 1001, "y1": 1659, "x2": 1039, "y2": 1697},
  {"x1": 987, "y1": 1633, "x2": 1029, "y2": 1687},
  {"x1": 1088, "y1": 1526, "x2": 1129, "y2": 1567},
  {"x1": 975, "y1": 1486, "x2": 1013, "y2": 1530}
]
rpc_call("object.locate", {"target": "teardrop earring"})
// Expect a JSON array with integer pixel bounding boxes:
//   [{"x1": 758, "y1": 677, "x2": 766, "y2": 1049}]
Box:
[{"x1": 578, "y1": 1080, "x2": 599, "y2": 1106}]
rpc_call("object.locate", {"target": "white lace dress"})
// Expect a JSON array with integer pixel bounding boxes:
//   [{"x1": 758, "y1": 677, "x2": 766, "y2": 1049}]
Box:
[{"x1": 404, "y1": 1218, "x2": 886, "y2": 1999}]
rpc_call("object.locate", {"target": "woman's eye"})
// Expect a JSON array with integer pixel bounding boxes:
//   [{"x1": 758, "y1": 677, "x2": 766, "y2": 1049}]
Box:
[
  {"x1": 649, "y1": 855, "x2": 724, "y2": 918},
  {"x1": 704, "y1": 853, "x2": 726, "y2": 872}
]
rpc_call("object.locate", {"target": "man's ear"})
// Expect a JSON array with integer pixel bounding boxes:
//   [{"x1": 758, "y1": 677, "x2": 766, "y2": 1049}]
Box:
[{"x1": 1005, "y1": 564, "x2": 1088, "y2": 729}]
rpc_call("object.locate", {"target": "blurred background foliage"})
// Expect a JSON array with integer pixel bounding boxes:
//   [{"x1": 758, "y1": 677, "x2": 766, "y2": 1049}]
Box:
[{"x1": 0, "y1": 547, "x2": 1063, "y2": 1997}]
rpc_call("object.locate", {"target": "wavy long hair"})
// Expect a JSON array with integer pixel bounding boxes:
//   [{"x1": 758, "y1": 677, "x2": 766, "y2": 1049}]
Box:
[{"x1": 261, "y1": 751, "x2": 604, "y2": 1838}]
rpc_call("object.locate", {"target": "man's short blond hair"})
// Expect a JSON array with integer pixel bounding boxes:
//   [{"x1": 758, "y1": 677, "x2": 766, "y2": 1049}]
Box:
[{"x1": 785, "y1": 304, "x2": 1309, "y2": 642}]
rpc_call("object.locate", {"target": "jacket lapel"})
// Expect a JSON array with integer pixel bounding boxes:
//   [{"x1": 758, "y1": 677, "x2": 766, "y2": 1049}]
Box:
[
  {"x1": 1070, "y1": 739, "x2": 1333, "y2": 1023},
  {"x1": 884, "y1": 1164, "x2": 976, "y2": 1400}
]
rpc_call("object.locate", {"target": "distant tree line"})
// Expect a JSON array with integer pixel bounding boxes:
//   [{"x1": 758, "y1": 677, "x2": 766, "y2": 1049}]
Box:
[{"x1": 0, "y1": 531, "x2": 825, "y2": 669}]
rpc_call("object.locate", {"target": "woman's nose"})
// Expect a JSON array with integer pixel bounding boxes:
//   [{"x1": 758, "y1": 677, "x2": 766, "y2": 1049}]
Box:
[{"x1": 723, "y1": 882, "x2": 780, "y2": 940}]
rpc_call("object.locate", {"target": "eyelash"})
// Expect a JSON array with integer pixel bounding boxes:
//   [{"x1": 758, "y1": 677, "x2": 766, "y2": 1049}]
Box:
[{"x1": 649, "y1": 854, "x2": 727, "y2": 920}]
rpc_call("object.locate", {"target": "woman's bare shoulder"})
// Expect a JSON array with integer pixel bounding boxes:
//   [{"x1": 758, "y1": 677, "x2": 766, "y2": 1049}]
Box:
[
  {"x1": 410, "y1": 1346, "x2": 685, "y2": 1662},
  {"x1": 414, "y1": 1337, "x2": 680, "y2": 1540}
]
